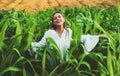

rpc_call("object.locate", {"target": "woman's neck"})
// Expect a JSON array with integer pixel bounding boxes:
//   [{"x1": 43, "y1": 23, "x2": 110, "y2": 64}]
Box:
[{"x1": 55, "y1": 26, "x2": 64, "y2": 37}]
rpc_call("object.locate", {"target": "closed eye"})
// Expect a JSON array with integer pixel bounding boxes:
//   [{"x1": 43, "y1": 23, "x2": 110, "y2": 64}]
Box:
[
  {"x1": 58, "y1": 15, "x2": 61, "y2": 18},
  {"x1": 53, "y1": 15, "x2": 61, "y2": 20}
]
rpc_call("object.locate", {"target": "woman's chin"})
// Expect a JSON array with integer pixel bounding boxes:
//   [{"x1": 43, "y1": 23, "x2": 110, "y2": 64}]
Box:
[{"x1": 55, "y1": 23, "x2": 62, "y2": 26}]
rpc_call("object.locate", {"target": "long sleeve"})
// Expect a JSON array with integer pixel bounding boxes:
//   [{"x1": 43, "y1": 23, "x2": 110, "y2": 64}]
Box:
[
  {"x1": 31, "y1": 32, "x2": 47, "y2": 52},
  {"x1": 81, "y1": 35, "x2": 99, "y2": 52},
  {"x1": 28, "y1": 32, "x2": 47, "y2": 58}
]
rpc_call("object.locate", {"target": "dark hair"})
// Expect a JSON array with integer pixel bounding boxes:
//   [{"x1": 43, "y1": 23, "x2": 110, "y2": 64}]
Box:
[{"x1": 51, "y1": 12, "x2": 66, "y2": 30}]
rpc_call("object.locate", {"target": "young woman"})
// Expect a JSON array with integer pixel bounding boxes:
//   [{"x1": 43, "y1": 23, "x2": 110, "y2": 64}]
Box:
[{"x1": 30, "y1": 12, "x2": 107, "y2": 59}]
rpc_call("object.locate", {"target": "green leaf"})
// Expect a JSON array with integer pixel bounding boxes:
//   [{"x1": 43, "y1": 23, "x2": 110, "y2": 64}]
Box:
[
  {"x1": 117, "y1": 0, "x2": 120, "y2": 17},
  {"x1": 23, "y1": 67, "x2": 27, "y2": 76},
  {"x1": 0, "y1": 19, "x2": 9, "y2": 50},
  {"x1": 15, "y1": 21, "x2": 22, "y2": 47},
  {"x1": 46, "y1": 37, "x2": 62, "y2": 60},
  {"x1": 24, "y1": 19, "x2": 37, "y2": 50},
  {"x1": 107, "y1": 47, "x2": 114, "y2": 76},
  {"x1": 12, "y1": 48, "x2": 21, "y2": 56},
  {"x1": 13, "y1": 56, "x2": 25, "y2": 65},
  {"x1": 80, "y1": 61, "x2": 91, "y2": 70},
  {"x1": 42, "y1": 49, "x2": 46, "y2": 76},
  {"x1": 49, "y1": 62, "x2": 67, "y2": 76},
  {"x1": 0, "y1": 66, "x2": 21, "y2": 75}
]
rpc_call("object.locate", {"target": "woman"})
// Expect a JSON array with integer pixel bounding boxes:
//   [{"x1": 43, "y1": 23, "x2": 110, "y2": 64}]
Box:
[{"x1": 31, "y1": 12, "x2": 107, "y2": 59}]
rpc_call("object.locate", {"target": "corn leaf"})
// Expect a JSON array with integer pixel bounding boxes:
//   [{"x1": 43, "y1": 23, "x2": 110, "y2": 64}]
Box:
[{"x1": 0, "y1": 66, "x2": 21, "y2": 75}]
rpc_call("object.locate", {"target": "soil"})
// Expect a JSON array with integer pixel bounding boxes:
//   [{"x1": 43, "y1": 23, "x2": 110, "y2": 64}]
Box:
[{"x1": 0, "y1": 0, "x2": 117, "y2": 13}]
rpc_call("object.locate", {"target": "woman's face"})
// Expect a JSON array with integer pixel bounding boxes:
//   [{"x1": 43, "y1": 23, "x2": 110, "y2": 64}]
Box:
[{"x1": 53, "y1": 13, "x2": 65, "y2": 26}]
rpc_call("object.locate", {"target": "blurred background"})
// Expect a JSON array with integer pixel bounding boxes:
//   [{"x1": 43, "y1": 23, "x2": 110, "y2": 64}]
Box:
[{"x1": 0, "y1": 0, "x2": 117, "y2": 12}]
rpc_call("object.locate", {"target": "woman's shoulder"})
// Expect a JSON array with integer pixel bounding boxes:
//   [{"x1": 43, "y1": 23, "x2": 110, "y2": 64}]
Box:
[
  {"x1": 67, "y1": 28, "x2": 72, "y2": 33},
  {"x1": 46, "y1": 29, "x2": 53, "y2": 32},
  {"x1": 44, "y1": 29, "x2": 54, "y2": 35}
]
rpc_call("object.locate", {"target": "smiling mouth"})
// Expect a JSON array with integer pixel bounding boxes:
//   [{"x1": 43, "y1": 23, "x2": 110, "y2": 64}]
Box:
[{"x1": 56, "y1": 21, "x2": 61, "y2": 23}]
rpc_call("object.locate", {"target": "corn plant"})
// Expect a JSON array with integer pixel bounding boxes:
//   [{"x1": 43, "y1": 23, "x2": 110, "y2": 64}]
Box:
[{"x1": 0, "y1": 6, "x2": 119, "y2": 76}]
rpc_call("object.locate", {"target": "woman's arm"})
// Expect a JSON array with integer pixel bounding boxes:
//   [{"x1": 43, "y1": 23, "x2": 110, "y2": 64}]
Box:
[
  {"x1": 31, "y1": 33, "x2": 47, "y2": 49},
  {"x1": 28, "y1": 32, "x2": 48, "y2": 59},
  {"x1": 81, "y1": 34, "x2": 108, "y2": 52},
  {"x1": 81, "y1": 35, "x2": 99, "y2": 52},
  {"x1": 29, "y1": 32, "x2": 47, "y2": 57},
  {"x1": 99, "y1": 35, "x2": 108, "y2": 38}
]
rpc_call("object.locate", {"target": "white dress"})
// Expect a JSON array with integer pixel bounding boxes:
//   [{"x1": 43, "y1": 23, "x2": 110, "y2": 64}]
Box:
[{"x1": 31, "y1": 28, "x2": 99, "y2": 59}]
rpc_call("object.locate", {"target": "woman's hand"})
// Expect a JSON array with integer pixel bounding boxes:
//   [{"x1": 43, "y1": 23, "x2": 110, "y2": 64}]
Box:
[{"x1": 99, "y1": 35, "x2": 108, "y2": 39}]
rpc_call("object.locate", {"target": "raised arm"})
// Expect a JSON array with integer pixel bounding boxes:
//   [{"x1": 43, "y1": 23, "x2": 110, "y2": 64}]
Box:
[
  {"x1": 28, "y1": 32, "x2": 47, "y2": 58},
  {"x1": 81, "y1": 35, "x2": 99, "y2": 52},
  {"x1": 32, "y1": 35, "x2": 47, "y2": 48},
  {"x1": 81, "y1": 34, "x2": 108, "y2": 52},
  {"x1": 99, "y1": 35, "x2": 108, "y2": 38},
  {"x1": 29, "y1": 31, "x2": 48, "y2": 55}
]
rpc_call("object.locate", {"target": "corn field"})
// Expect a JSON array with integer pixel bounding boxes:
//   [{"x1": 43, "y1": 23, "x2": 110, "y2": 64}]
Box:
[{"x1": 0, "y1": 2, "x2": 120, "y2": 76}]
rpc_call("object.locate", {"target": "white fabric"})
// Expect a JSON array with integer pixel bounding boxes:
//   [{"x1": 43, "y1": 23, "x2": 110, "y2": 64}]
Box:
[
  {"x1": 31, "y1": 28, "x2": 99, "y2": 58},
  {"x1": 32, "y1": 28, "x2": 72, "y2": 58},
  {"x1": 81, "y1": 35, "x2": 99, "y2": 52}
]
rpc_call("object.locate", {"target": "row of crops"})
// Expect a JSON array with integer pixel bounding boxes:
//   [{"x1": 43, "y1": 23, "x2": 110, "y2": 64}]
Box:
[{"x1": 0, "y1": 4, "x2": 120, "y2": 76}]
